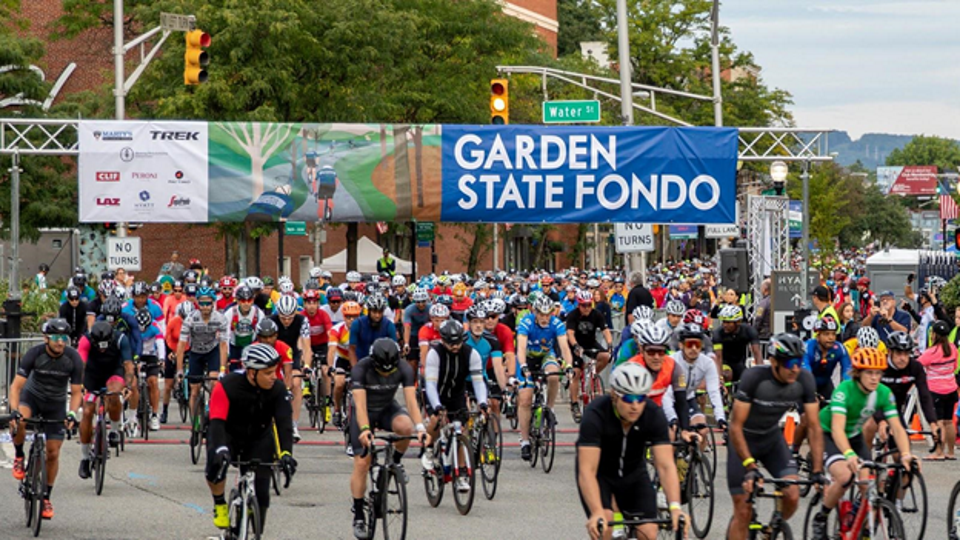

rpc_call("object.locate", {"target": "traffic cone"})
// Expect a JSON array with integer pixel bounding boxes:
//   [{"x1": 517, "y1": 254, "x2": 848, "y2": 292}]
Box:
[
  {"x1": 910, "y1": 415, "x2": 924, "y2": 441},
  {"x1": 783, "y1": 413, "x2": 796, "y2": 446}
]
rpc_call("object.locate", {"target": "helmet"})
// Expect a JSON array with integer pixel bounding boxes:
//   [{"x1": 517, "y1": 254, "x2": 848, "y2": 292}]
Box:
[
  {"x1": 43, "y1": 318, "x2": 71, "y2": 335},
  {"x1": 242, "y1": 343, "x2": 281, "y2": 370},
  {"x1": 586, "y1": 278, "x2": 600, "y2": 288},
  {"x1": 768, "y1": 333, "x2": 806, "y2": 361},
  {"x1": 676, "y1": 323, "x2": 703, "y2": 341},
  {"x1": 439, "y1": 319, "x2": 467, "y2": 345},
  {"x1": 302, "y1": 289, "x2": 321, "y2": 302},
  {"x1": 510, "y1": 293, "x2": 528, "y2": 307},
  {"x1": 98, "y1": 280, "x2": 116, "y2": 297},
  {"x1": 177, "y1": 301, "x2": 196, "y2": 319},
  {"x1": 857, "y1": 277, "x2": 870, "y2": 287},
  {"x1": 856, "y1": 326, "x2": 880, "y2": 349},
  {"x1": 219, "y1": 276, "x2": 238, "y2": 288},
  {"x1": 576, "y1": 290, "x2": 593, "y2": 305},
  {"x1": 245, "y1": 276, "x2": 264, "y2": 291},
  {"x1": 429, "y1": 303, "x2": 450, "y2": 318},
  {"x1": 485, "y1": 298, "x2": 506, "y2": 315},
  {"x1": 370, "y1": 338, "x2": 401, "y2": 371},
  {"x1": 411, "y1": 288, "x2": 430, "y2": 303},
  {"x1": 629, "y1": 320, "x2": 650, "y2": 339},
  {"x1": 322, "y1": 270, "x2": 333, "y2": 280},
  {"x1": 490, "y1": 290, "x2": 506, "y2": 301},
  {"x1": 437, "y1": 274, "x2": 451, "y2": 286},
  {"x1": 665, "y1": 300, "x2": 686, "y2": 316},
  {"x1": 131, "y1": 281, "x2": 149, "y2": 297},
  {"x1": 465, "y1": 305, "x2": 487, "y2": 320},
  {"x1": 234, "y1": 285, "x2": 255, "y2": 301},
  {"x1": 278, "y1": 275, "x2": 292, "y2": 286},
  {"x1": 38, "y1": 263, "x2": 50, "y2": 273},
  {"x1": 326, "y1": 287, "x2": 344, "y2": 302},
  {"x1": 632, "y1": 305, "x2": 654, "y2": 322},
  {"x1": 135, "y1": 308, "x2": 153, "y2": 331},
  {"x1": 346, "y1": 271, "x2": 361, "y2": 283},
  {"x1": 341, "y1": 301, "x2": 363, "y2": 317},
  {"x1": 278, "y1": 281, "x2": 295, "y2": 294},
  {"x1": 683, "y1": 309, "x2": 706, "y2": 328},
  {"x1": 392, "y1": 275, "x2": 407, "y2": 287},
  {"x1": 815, "y1": 316, "x2": 839, "y2": 333},
  {"x1": 365, "y1": 294, "x2": 388, "y2": 312},
  {"x1": 101, "y1": 297, "x2": 123, "y2": 320},
  {"x1": 852, "y1": 347, "x2": 887, "y2": 370},
  {"x1": 89, "y1": 321, "x2": 115, "y2": 348},
  {"x1": 256, "y1": 318, "x2": 279, "y2": 337},
  {"x1": 474, "y1": 279, "x2": 488, "y2": 289},
  {"x1": 532, "y1": 295, "x2": 554, "y2": 315},
  {"x1": 150, "y1": 281, "x2": 162, "y2": 294},
  {"x1": 452, "y1": 282, "x2": 468, "y2": 296},
  {"x1": 609, "y1": 363, "x2": 654, "y2": 396},
  {"x1": 718, "y1": 305, "x2": 744, "y2": 322},
  {"x1": 275, "y1": 295, "x2": 299, "y2": 316},
  {"x1": 72, "y1": 273, "x2": 87, "y2": 288},
  {"x1": 309, "y1": 267, "x2": 323, "y2": 279},
  {"x1": 196, "y1": 286, "x2": 216, "y2": 300},
  {"x1": 262, "y1": 276, "x2": 275, "y2": 286},
  {"x1": 303, "y1": 278, "x2": 319, "y2": 291},
  {"x1": 112, "y1": 285, "x2": 128, "y2": 301},
  {"x1": 886, "y1": 331, "x2": 914, "y2": 352},
  {"x1": 184, "y1": 283, "x2": 199, "y2": 297},
  {"x1": 437, "y1": 294, "x2": 453, "y2": 307},
  {"x1": 638, "y1": 325, "x2": 671, "y2": 347},
  {"x1": 66, "y1": 286, "x2": 81, "y2": 301}
]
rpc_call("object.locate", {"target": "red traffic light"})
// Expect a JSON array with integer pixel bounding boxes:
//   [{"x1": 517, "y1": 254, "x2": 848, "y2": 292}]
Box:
[{"x1": 491, "y1": 81, "x2": 506, "y2": 96}]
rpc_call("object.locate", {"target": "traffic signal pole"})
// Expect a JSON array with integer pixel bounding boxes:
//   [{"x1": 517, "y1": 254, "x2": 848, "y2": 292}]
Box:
[{"x1": 615, "y1": 0, "x2": 644, "y2": 282}]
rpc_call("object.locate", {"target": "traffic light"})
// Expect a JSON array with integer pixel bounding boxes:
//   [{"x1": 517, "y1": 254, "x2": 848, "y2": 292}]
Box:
[
  {"x1": 104, "y1": 223, "x2": 117, "y2": 234},
  {"x1": 955, "y1": 228, "x2": 960, "y2": 251},
  {"x1": 490, "y1": 78, "x2": 509, "y2": 124},
  {"x1": 184, "y1": 29, "x2": 211, "y2": 85}
]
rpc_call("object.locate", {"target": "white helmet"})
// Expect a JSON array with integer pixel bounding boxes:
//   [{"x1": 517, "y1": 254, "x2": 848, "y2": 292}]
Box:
[
  {"x1": 857, "y1": 326, "x2": 880, "y2": 349},
  {"x1": 429, "y1": 303, "x2": 450, "y2": 318},
  {"x1": 279, "y1": 281, "x2": 295, "y2": 294},
  {"x1": 245, "y1": 276, "x2": 264, "y2": 290},
  {"x1": 532, "y1": 295, "x2": 555, "y2": 315},
  {"x1": 638, "y1": 325, "x2": 671, "y2": 347},
  {"x1": 392, "y1": 275, "x2": 407, "y2": 287},
  {"x1": 346, "y1": 271, "x2": 361, "y2": 283},
  {"x1": 610, "y1": 363, "x2": 653, "y2": 395},
  {"x1": 665, "y1": 300, "x2": 686, "y2": 316},
  {"x1": 411, "y1": 287, "x2": 430, "y2": 303},
  {"x1": 629, "y1": 319, "x2": 651, "y2": 339},
  {"x1": 275, "y1": 295, "x2": 299, "y2": 317},
  {"x1": 309, "y1": 267, "x2": 323, "y2": 279},
  {"x1": 632, "y1": 305, "x2": 654, "y2": 322}
]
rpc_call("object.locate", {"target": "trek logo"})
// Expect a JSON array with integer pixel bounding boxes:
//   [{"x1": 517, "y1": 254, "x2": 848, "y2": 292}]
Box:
[
  {"x1": 97, "y1": 198, "x2": 120, "y2": 206},
  {"x1": 167, "y1": 196, "x2": 191, "y2": 208},
  {"x1": 150, "y1": 131, "x2": 200, "y2": 141},
  {"x1": 96, "y1": 171, "x2": 120, "y2": 182}
]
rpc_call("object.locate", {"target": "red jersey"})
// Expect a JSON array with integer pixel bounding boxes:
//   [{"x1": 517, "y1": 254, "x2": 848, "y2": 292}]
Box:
[
  {"x1": 258, "y1": 339, "x2": 293, "y2": 380},
  {"x1": 216, "y1": 295, "x2": 234, "y2": 312},
  {"x1": 418, "y1": 323, "x2": 441, "y2": 347},
  {"x1": 431, "y1": 286, "x2": 453, "y2": 297},
  {"x1": 493, "y1": 322, "x2": 515, "y2": 354},
  {"x1": 165, "y1": 316, "x2": 188, "y2": 353},
  {"x1": 305, "y1": 308, "x2": 332, "y2": 347}
]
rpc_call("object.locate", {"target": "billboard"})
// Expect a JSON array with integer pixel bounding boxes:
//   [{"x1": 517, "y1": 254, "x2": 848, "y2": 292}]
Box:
[
  {"x1": 876, "y1": 165, "x2": 938, "y2": 196},
  {"x1": 79, "y1": 121, "x2": 739, "y2": 224}
]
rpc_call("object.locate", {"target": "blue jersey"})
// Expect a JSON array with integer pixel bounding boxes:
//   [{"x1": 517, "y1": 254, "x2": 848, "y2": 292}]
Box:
[
  {"x1": 138, "y1": 322, "x2": 164, "y2": 357},
  {"x1": 516, "y1": 313, "x2": 566, "y2": 356},
  {"x1": 349, "y1": 316, "x2": 398, "y2": 360},
  {"x1": 801, "y1": 338, "x2": 851, "y2": 388},
  {"x1": 123, "y1": 299, "x2": 164, "y2": 324},
  {"x1": 466, "y1": 331, "x2": 503, "y2": 376}
]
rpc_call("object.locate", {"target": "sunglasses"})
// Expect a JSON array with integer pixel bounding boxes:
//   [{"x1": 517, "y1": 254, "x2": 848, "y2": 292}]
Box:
[
  {"x1": 683, "y1": 340, "x2": 702, "y2": 349},
  {"x1": 782, "y1": 357, "x2": 802, "y2": 369},
  {"x1": 644, "y1": 348, "x2": 667, "y2": 356},
  {"x1": 619, "y1": 393, "x2": 646, "y2": 404},
  {"x1": 48, "y1": 334, "x2": 70, "y2": 343},
  {"x1": 198, "y1": 301, "x2": 214, "y2": 307},
  {"x1": 239, "y1": 298, "x2": 253, "y2": 303},
  {"x1": 486, "y1": 314, "x2": 499, "y2": 320},
  {"x1": 173, "y1": 288, "x2": 183, "y2": 293}
]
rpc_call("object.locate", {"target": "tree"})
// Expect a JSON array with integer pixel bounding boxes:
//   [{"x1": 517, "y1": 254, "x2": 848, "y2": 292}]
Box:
[
  {"x1": 786, "y1": 163, "x2": 851, "y2": 254},
  {"x1": 557, "y1": 0, "x2": 604, "y2": 57},
  {"x1": 840, "y1": 183, "x2": 918, "y2": 248},
  {"x1": 886, "y1": 135, "x2": 960, "y2": 172}
]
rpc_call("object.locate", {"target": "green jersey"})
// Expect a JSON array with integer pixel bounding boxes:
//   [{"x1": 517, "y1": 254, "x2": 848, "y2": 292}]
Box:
[{"x1": 819, "y1": 379, "x2": 897, "y2": 437}]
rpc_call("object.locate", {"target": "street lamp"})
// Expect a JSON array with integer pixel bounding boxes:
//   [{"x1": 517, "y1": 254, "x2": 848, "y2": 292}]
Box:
[{"x1": 770, "y1": 160, "x2": 788, "y2": 195}]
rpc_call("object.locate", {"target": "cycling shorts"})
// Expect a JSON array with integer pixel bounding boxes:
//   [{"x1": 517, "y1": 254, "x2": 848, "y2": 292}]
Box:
[
  {"x1": 727, "y1": 433, "x2": 797, "y2": 495},
  {"x1": 517, "y1": 355, "x2": 559, "y2": 389},
  {"x1": 349, "y1": 401, "x2": 409, "y2": 451},
  {"x1": 188, "y1": 349, "x2": 220, "y2": 383},
  {"x1": 313, "y1": 349, "x2": 328, "y2": 367},
  {"x1": 138, "y1": 354, "x2": 161, "y2": 378},
  {"x1": 18, "y1": 391, "x2": 67, "y2": 441},
  {"x1": 163, "y1": 353, "x2": 177, "y2": 379},
  {"x1": 576, "y1": 463, "x2": 656, "y2": 521},
  {"x1": 686, "y1": 398, "x2": 704, "y2": 420},
  {"x1": 824, "y1": 434, "x2": 868, "y2": 469},
  {"x1": 204, "y1": 434, "x2": 274, "y2": 509}
]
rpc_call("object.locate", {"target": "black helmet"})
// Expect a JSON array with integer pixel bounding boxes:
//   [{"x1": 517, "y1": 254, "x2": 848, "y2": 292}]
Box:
[
  {"x1": 439, "y1": 319, "x2": 466, "y2": 345},
  {"x1": 768, "y1": 333, "x2": 806, "y2": 361},
  {"x1": 886, "y1": 331, "x2": 914, "y2": 352},
  {"x1": 43, "y1": 318, "x2": 71, "y2": 335},
  {"x1": 101, "y1": 297, "x2": 124, "y2": 320},
  {"x1": 257, "y1": 318, "x2": 278, "y2": 337},
  {"x1": 135, "y1": 308, "x2": 153, "y2": 331},
  {"x1": 370, "y1": 338, "x2": 400, "y2": 371},
  {"x1": 234, "y1": 285, "x2": 255, "y2": 301},
  {"x1": 132, "y1": 281, "x2": 150, "y2": 297},
  {"x1": 66, "y1": 286, "x2": 81, "y2": 300},
  {"x1": 676, "y1": 323, "x2": 704, "y2": 341},
  {"x1": 38, "y1": 263, "x2": 50, "y2": 273},
  {"x1": 89, "y1": 321, "x2": 114, "y2": 348}
]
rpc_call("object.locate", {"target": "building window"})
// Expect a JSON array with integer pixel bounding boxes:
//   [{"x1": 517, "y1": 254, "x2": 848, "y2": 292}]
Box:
[{"x1": 52, "y1": 239, "x2": 63, "y2": 249}]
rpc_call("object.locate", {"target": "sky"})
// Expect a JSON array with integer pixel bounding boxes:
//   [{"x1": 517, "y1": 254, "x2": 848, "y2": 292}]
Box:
[{"x1": 722, "y1": 0, "x2": 960, "y2": 140}]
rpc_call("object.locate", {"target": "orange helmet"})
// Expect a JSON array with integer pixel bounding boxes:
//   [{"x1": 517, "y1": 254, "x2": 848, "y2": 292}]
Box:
[
  {"x1": 341, "y1": 301, "x2": 362, "y2": 317},
  {"x1": 452, "y1": 282, "x2": 468, "y2": 297},
  {"x1": 851, "y1": 347, "x2": 887, "y2": 371}
]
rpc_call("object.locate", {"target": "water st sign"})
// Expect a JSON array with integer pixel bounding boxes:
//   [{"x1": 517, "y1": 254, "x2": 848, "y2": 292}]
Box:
[
  {"x1": 614, "y1": 223, "x2": 655, "y2": 253},
  {"x1": 542, "y1": 100, "x2": 601, "y2": 124},
  {"x1": 107, "y1": 237, "x2": 142, "y2": 271},
  {"x1": 284, "y1": 221, "x2": 306, "y2": 236}
]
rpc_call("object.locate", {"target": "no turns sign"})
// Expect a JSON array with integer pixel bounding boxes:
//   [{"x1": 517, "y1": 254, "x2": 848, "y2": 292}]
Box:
[{"x1": 107, "y1": 237, "x2": 142, "y2": 271}]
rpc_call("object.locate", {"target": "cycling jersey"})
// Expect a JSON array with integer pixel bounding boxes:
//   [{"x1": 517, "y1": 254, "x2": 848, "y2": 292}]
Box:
[
  {"x1": 577, "y1": 394, "x2": 670, "y2": 479},
  {"x1": 271, "y1": 313, "x2": 310, "y2": 363},
  {"x1": 735, "y1": 365, "x2": 817, "y2": 436},
  {"x1": 139, "y1": 321, "x2": 165, "y2": 358},
  {"x1": 565, "y1": 308, "x2": 607, "y2": 350},
  {"x1": 215, "y1": 295, "x2": 234, "y2": 312},
  {"x1": 466, "y1": 331, "x2": 503, "y2": 374},
  {"x1": 424, "y1": 343, "x2": 488, "y2": 412},
  {"x1": 58, "y1": 300, "x2": 89, "y2": 344},
  {"x1": 322, "y1": 304, "x2": 343, "y2": 324},
  {"x1": 402, "y1": 304, "x2": 431, "y2": 350},
  {"x1": 662, "y1": 351, "x2": 725, "y2": 424},
  {"x1": 165, "y1": 315, "x2": 187, "y2": 353},
  {"x1": 917, "y1": 344, "x2": 959, "y2": 395},
  {"x1": 180, "y1": 310, "x2": 228, "y2": 354},
  {"x1": 491, "y1": 322, "x2": 515, "y2": 355},
  {"x1": 18, "y1": 344, "x2": 83, "y2": 402},
  {"x1": 625, "y1": 354, "x2": 683, "y2": 410},
  {"x1": 801, "y1": 338, "x2": 851, "y2": 391},
  {"x1": 880, "y1": 359, "x2": 936, "y2": 424},
  {"x1": 224, "y1": 304, "x2": 264, "y2": 348},
  {"x1": 450, "y1": 297, "x2": 473, "y2": 321},
  {"x1": 350, "y1": 356, "x2": 416, "y2": 415},
  {"x1": 328, "y1": 322, "x2": 351, "y2": 361},
  {"x1": 819, "y1": 379, "x2": 897, "y2": 437},
  {"x1": 96, "y1": 311, "x2": 143, "y2": 359},
  {"x1": 349, "y1": 316, "x2": 398, "y2": 360},
  {"x1": 123, "y1": 298, "x2": 165, "y2": 326},
  {"x1": 516, "y1": 313, "x2": 566, "y2": 357},
  {"x1": 304, "y1": 309, "x2": 332, "y2": 348},
  {"x1": 418, "y1": 323, "x2": 441, "y2": 349},
  {"x1": 712, "y1": 323, "x2": 759, "y2": 379},
  {"x1": 208, "y1": 371, "x2": 294, "y2": 464}
]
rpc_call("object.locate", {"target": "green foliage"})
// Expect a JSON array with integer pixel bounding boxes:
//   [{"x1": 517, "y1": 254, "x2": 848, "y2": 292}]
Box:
[
  {"x1": 557, "y1": 0, "x2": 604, "y2": 57},
  {"x1": 939, "y1": 274, "x2": 960, "y2": 317},
  {"x1": 22, "y1": 285, "x2": 62, "y2": 332},
  {"x1": 886, "y1": 136, "x2": 960, "y2": 172}
]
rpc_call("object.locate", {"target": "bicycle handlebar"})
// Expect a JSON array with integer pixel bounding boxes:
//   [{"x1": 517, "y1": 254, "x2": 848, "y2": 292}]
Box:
[{"x1": 597, "y1": 515, "x2": 686, "y2": 538}]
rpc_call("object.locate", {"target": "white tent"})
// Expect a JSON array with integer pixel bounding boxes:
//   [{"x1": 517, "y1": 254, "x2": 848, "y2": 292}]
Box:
[{"x1": 320, "y1": 236, "x2": 412, "y2": 274}]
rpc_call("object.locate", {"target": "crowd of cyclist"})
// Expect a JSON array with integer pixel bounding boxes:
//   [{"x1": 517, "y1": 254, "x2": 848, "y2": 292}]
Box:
[{"x1": 6, "y1": 257, "x2": 959, "y2": 539}]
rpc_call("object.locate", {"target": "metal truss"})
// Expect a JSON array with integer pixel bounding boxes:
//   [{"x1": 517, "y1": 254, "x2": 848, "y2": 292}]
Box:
[
  {"x1": 0, "y1": 118, "x2": 79, "y2": 155},
  {"x1": 746, "y1": 195, "x2": 790, "y2": 317},
  {"x1": 738, "y1": 128, "x2": 834, "y2": 162}
]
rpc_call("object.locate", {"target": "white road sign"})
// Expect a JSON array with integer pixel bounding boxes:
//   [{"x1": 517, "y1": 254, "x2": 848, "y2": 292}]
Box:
[
  {"x1": 705, "y1": 224, "x2": 739, "y2": 238},
  {"x1": 614, "y1": 223, "x2": 655, "y2": 253},
  {"x1": 107, "y1": 237, "x2": 142, "y2": 271}
]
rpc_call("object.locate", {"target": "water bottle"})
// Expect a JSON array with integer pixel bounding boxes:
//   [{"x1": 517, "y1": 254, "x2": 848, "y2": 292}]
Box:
[
  {"x1": 440, "y1": 435, "x2": 451, "y2": 482},
  {"x1": 534, "y1": 407, "x2": 542, "y2": 430}
]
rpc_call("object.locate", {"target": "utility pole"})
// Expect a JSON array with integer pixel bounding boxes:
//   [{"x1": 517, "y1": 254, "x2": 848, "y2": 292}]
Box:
[
  {"x1": 800, "y1": 160, "x2": 811, "y2": 303},
  {"x1": 615, "y1": 0, "x2": 645, "y2": 282},
  {"x1": 5, "y1": 152, "x2": 22, "y2": 338}
]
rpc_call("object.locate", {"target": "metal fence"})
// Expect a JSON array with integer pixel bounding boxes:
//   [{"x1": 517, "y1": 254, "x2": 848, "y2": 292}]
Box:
[{"x1": 0, "y1": 337, "x2": 45, "y2": 413}]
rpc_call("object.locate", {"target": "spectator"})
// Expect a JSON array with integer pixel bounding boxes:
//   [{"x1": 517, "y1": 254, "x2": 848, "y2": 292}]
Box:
[
  {"x1": 376, "y1": 248, "x2": 396, "y2": 277},
  {"x1": 837, "y1": 302, "x2": 859, "y2": 344},
  {"x1": 811, "y1": 285, "x2": 840, "y2": 323},
  {"x1": 917, "y1": 321, "x2": 958, "y2": 460},
  {"x1": 158, "y1": 250, "x2": 185, "y2": 280},
  {"x1": 862, "y1": 290, "x2": 911, "y2": 343},
  {"x1": 753, "y1": 279, "x2": 772, "y2": 340},
  {"x1": 855, "y1": 277, "x2": 874, "y2": 320},
  {"x1": 34, "y1": 263, "x2": 49, "y2": 290},
  {"x1": 903, "y1": 288, "x2": 949, "y2": 353},
  {"x1": 624, "y1": 270, "x2": 654, "y2": 324}
]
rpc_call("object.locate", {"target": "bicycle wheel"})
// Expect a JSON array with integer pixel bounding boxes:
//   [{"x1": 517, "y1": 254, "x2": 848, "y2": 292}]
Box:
[
  {"x1": 382, "y1": 466, "x2": 408, "y2": 540},
  {"x1": 94, "y1": 420, "x2": 107, "y2": 496},
  {"x1": 948, "y1": 480, "x2": 960, "y2": 540},
  {"x1": 869, "y1": 497, "x2": 905, "y2": 540},
  {"x1": 452, "y1": 435, "x2": 476, "y2": 515},
  {"x1": 31, "y1": 443, "x2": 47, "y2": 537},
  {"x1": 480, "y1": 415, "x2": 502, "y2": 500},
  {"x1": 802, "y1": 492, "x2": 841, "y2": 540},
  {"x1": 687, "y1": 456, "x2": 714, "y2": 539},
  {"x1": 243, "y1": 489, "x2": 262, "y2": 540},
  {"x1": 897, "y1": 469, "x2": 927, "y2": 540},
  {"x1": 139, "y1": 389, "x2": 150, "y2": 441},
  {"x1": 422, "y1": 445, "x2": 444, "y2": 508},
  {"x1": 704, "y1": 427, "x2": 717, "y2": 481},
  {"x1": 587, "y1": 371, "x2": 604, "y2": 404},
  {"x1": 541, "y1": 408, "x2": 556, "y2": 474},
  {"x1": 770, "y1": 521, "x2": 794, "y2": 540},
  {"x1": 23, "y1": 449, "x2": 34, "y2": 527},
  {"x1": 177, "y1": 382, "x2": 189, "y2": 423},
  {"x1": 271, "y1": 464, "x2": 282, "y2": 496},
  {"x1": 364, "y1": 489, "x2": 378, "y2": 540},
  {"x1": 190, "y1": 411, "x2": 203, "y2": 465}
]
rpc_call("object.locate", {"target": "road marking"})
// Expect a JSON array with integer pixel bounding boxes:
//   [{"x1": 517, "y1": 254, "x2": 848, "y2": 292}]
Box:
[{"x1": 183, "y1": 502, "x2": 206, "y2": 514}]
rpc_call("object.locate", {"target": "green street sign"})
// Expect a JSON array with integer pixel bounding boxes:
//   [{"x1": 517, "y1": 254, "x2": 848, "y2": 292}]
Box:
[
  {"x1": 542, "y1": 100, "x2": 601, "y2": 124},
  {"x1": 416, "y1": 222, "x2": 435, "y2": 243},
  {"x1": 284, "y1": 221, "x2": 306, "y2": 236}
]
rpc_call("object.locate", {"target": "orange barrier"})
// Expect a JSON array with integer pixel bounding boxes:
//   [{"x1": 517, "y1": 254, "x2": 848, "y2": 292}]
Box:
[{"x1": 910, "y1": 415, "x2": 924, "y2": 441}]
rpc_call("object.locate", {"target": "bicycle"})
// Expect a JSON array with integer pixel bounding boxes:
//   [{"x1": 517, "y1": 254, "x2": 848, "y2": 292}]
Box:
[
  {"x1": 578, "y1": 347, "x2": 606, "y2": 409},
  {"x1": 190, "y1": 376, "x2": 220, "y2": 465},
  {"x1": 221, "y1": 459, "x2": 265, "y2": 540},
  {"x1": 173, "y1": 372, "x2": 190, "y2": 423},
  {"x1": 523, "y1": 367, "x2": 562, "y2": 474},
  {"x1": 137, "y1": 361, "x2": 151, "y2": 441},
  {"x1": 360, "y1": 433, "x2": 416, "y2": 540},
  {"x1": 339, "y1": 373, "x2": 354, "y2": 456},
  {"x1": 4, "y1": 415, "x2": 64, "y2": 537},
  {"x1": 469, "y1": 400, "x2": 502, "y2": 500},
  {"x1": 748, "y1": 476, "x2": 817, "y2": 540},
  {"x1": 89, "y1": 388, "x2": 122, "y2": 496},
  {"x1": 871, "y1": 439, "x2": 927, "y2": 540},
  {"x1": 300, "y1": 365, "x2": 329, "y2": 434},
  {"x1": 802, "y1": 461, "x2": 905, "y2": 540},
  {"x1": 500, "y1": 385, "x2": 519, "y2": 431},
  {"x1": 676, "y1": 425, "x2": 715, "y2": 539},
  {"x1": 597, "y1": 514, "x2": 687, "y2": 540},
  {"x1": 422, "y1": 411, "x2": 476, "y2": 515}
]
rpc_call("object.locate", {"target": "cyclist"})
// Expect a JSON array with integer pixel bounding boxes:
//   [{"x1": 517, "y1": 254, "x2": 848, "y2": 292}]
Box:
[
  {"x1": 176, "y1": 286, "x2": 229, "y2": 422},
  {"x1": 328, "y1": 301, "x2": 363, "y2": 430},
  {"x1": 162, "y1": 280, "x2": 188, "y2": 323},
  {"x1": 656, "y1": 300, "x2": 686, "y2": 335},
  {"x1": 98, "y1": 295, "x2": 142, "y2": 364},
  {"x1": 712, "y1": 305, "x2": 761, "y2": 383},
  {"x1": 349, "y1": 338, "x2": 428, "y2": 539},
  {"x1": 215, "y1": 275, "x2": 238, "y2": 312},
  {"x1": 916, "y1": 320, "x2": 958, "y2": 460},
  {"x1": 124, "y1": 281, "x2": 165, "y2": 330},
  {"x1": 566, "y1": 289, "x2": 614, "y2": 423},
  {"x1": 253, "y1": 319, "x2": 294, "y2": 382},
  {"x1": 271, "y1": 295, "x2": 311, "y2": 442},
  {"x1": 349, "y1": 295, "x2": 398, "y2": 366},
  {"x1": 76, "y1": 321, "x2": 134, "y2": 479},
  {"x1": 303, "y1": 288, "x2": 333, "y2": 403},
  {"x1": 7, "y1": 319, "x2": 82, "y2": 520},
  {"x1": 669, "y1": 309, "x2": 715, "y2": 356},
  {"x1": 206, "y1": 343, "x2": 297, "y2": 533},
  {"x1": 402, "y1": 287, "x2": 432, "y2": 373},
  {"x1": 418, "y1": 303, "x2": 449, "y2": 366},
  {"x1": 617, "y1": 305, "x2": 655, "y2": 353},
  {"x1": 422, "y1": 319, "x2": 490, "y2": 493},
  {"x1": 843, "y1": 325, "x2": 888, "y2": 358},
  {"x1": 516, "y1": 295, "x2": 574, "y2": 461},
  {"x1": 58, "y1": 287, "x2": 88, "y2": 346},
  {"x1": 323, "y1": 286, "x2": 345, "y2": 324},
  {"x1": 810, "y1": 347, "x2": 916, "y2": 538},
  {"x1": 662, "y1": 323, "x2": 726, "y2": 443},
  {"x1": 133, "y1": 308, "x2": 165, "y2": 432},
  {"x1": 223, "y1": 284, "x2": 264, "y2": 370},
  {"x1": 577, "y1": 363, "x2": 687, "y2": 540},
  {"x1": 793, "y1": 316, "x2": 851, "y2": 454},
  {"x1": 483, "y1": 298, "x2": 516, "y2": 407},
  {"x1": 727, "y1": 334, "x2": 824, "y2": 540},
  {"x1": 388, "y1": 275, "x2": 410, "y2": 325},
  {"x1": 161, "y1": 301, "x2": 193, "y2": 423}
]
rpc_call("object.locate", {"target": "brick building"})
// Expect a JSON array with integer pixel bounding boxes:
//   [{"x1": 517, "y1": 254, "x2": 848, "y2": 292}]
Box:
[{"x1": 8, "y1": 1, "x2": 566, "y2": 284}]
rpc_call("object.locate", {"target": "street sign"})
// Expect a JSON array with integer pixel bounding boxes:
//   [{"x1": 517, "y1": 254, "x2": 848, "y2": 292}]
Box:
[
  {"x1": 107, "y1": 237, "x2": 142, "y2": 271},
  {"x1": 614, "y1": 223, "x2": 654, "y2": 253},
  {"x1": 416, "y1": 222, "x2": 435, "y2": 243},
  {"x1": 542, "y1": 100, "x2": 601, "y2": 124},
  {"x1": 771, "y1": 270, "x2": 819, "y2": 312},
  {"x1": 705, "y1": 224, "x2": 739, "y2": 239},
  {"x1": 669, "y1": 224, "x2": 698, "y2": 240},
  {"x1": 285, "y1": 221, "x2": 306, "y2": 236},
  {"x1": 160, "y1": 12, "x2": 195, "y2": 32}
]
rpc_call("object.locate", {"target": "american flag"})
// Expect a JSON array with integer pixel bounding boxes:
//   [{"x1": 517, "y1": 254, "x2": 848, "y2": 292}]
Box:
[{"x1": 941, "y1": 178, "x2": 959, "y2": 221}]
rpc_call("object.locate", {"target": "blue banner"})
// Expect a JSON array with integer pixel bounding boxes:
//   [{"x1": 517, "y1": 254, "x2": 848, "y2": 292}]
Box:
[{"x1": 440, "y1": 125, "x2": 738, "y2": 224}]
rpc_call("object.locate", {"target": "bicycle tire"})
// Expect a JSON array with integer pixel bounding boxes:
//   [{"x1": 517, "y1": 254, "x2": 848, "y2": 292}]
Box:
[
  {"x1": 541, "y1": 408, "x2": 556, "y2": 474},
  {"x1": 897, "y1": 469, "x2": 927, "y2": 540},
  {"x1": 177, "y1": 381, "x2": 189, "y2": 423},
  {"x1": 317, "y1": 393, "x2": 328, "y2": 435},
  {"x1": 704, "y1": 426, "x2": 717, "y2": 481},
  {"x1": 139, "y1": 386, "x2": 150, "y2": 441},
  {"x1": 802, "y1": 491, "x2": 841, "y2": 540},
  {"x1": 23, "y1": 442, "x2": 37, "y2": 528},
  {"x1": 947, "y1": 480, "x2": 960, "y2": 540},
  {"x1": 770, "y1": 521, "x2": 794, "y2": 540},
  {"x1": 869, "y1": 497, "x2": 905, "y2": 540},
  {"x1": 243, "y1": 488, "x2": 262, "y2": 540},
  {"x1": 382, "y1": 466, "x2": 408, "y2": 540},
  {"x1": 687, "y1": 455, "x2": 714, "y2": 539},
  {"x1": 190, "y1": 411, "x2": 202, "y2": 465},
  {"x1": 452, "y1": 434, "x2": 476, "y2": 515},
  {"x1": 95, "y1": 418, "x2": 107, "y2": 496},
  {"x1": 423, "y1": 444, "x2": 444, "y2": 508},
  {"x1": 364, "y1": 489, "x2": 378, "y2": 540},
  {"x1": 31, "y1": 442, "x2": 46, "y2": 537},
  {"x1": 480, "y1": 415, "x2": 501, "y2": 500},
  {"x1": 271, "y1": 465, "x2": 282, "y2": 496}
]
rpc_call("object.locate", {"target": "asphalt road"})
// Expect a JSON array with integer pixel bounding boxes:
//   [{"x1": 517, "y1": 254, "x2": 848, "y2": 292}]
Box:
[{"x1": 1, "y1": 396, "x2": 959, "y2": 540}]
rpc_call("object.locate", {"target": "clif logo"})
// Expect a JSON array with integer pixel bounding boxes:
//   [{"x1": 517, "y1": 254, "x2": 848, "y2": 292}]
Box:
[
  {"x1": 97, "y1": 198, "x2": 120, "y2": 206},
  {"x1": 96, "y1": 171, "x2": 120, "y2": 182},
  {"x1": 167, "y1": 196, "x2": 190, "y2": 207}
]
